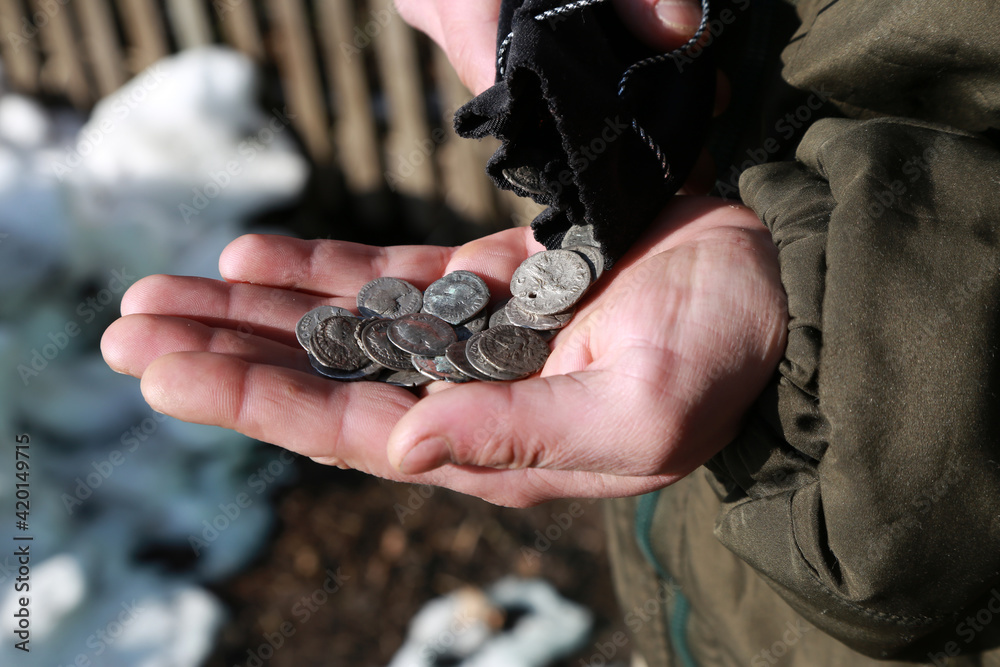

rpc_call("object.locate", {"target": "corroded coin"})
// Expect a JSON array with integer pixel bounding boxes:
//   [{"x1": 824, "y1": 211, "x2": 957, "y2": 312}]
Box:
[
  {"x1": 445, "y1": 341, "x2": 496, "y2": 382},
  {"x1": 465, "y1": 325, "x2": 549, "y2": 381},
  {"x1": 510, "y1": 249, "x2": 592, "y2": 316},
  {"x1": 488, "y1": 299, "x2": 512, "y2": 328},
  {"x1": 378, "y1": 368, "x2": 432, "y2": 387},
  {"x1": 311, "y1": 315, "x2": 370, "y2": 371},
  {"x1": 412, "y1": 355, "x2": 472, "y2": 383},
  {"x1": 421, "y1": 271, "x2": 490, "y2": 325},
  {"x1": 454, "y1": 310, "x2": 488, "y2": 340},
  {"x1": 565, "y1": 245, "x2": 604, "y2": 281},
  {"x1": 387, "y1": 313, "x2": 458, "y2": 357},
  {"x1": 505, "y1": 297, "x2": 574, "y2": 331},
  {"x1": 357, "y1": 277, "x2": 422, "y2": 319},
  {"x1": 354, "y1": 316, "x2": 380, "y2": 348},
  {"x1": 359, "y1": 319, "x2": 413, "y2": 371},
  {"x1": 308, "y1": 353, "x2": 380, "y2": 381},
  {"x1": 296, "y1": 305, "x2": 354, "y2": 349}
]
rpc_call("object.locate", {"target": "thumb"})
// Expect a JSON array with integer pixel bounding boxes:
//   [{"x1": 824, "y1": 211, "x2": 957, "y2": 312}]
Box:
[
  {"x1": 613, "y1": 0, "x2": 706, "y2": 52},
  {"x1": 387, "y1": 373, "x2": 661, "y2": 476}
]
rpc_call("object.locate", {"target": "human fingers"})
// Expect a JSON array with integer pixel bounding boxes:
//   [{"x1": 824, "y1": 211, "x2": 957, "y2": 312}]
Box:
[
  {"x1": 138, "y1": 352, "x2": 673, "y2": 506},
  {"x1": 395, "y1": 0, "x2": 501, "y2": 94},
  {"x1": 102, "y1": 314, "x2": 311, "y2": 378},
  {"x1": 613, "y1": 0, "x2": 705, "y2": 51},
  {"x1": 121, "y1": 274, "x2": 338, "y2": 346},
  {"x1": 386, "y1": 367, "x2": 694, "y2": 479},
  {"x1": 219, "y1": 229, "x2": 538, "y2": 298}
]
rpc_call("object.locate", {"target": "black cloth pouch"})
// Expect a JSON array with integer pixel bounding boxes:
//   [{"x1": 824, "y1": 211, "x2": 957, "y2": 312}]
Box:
[{"x1": 454, "y1": 0, "x2": 717, "y2": 266}]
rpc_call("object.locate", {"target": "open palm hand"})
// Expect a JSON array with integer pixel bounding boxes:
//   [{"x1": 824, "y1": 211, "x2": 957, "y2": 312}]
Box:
[{"x1": 102, "y1": 196, "x2": 786, "y2": 506}]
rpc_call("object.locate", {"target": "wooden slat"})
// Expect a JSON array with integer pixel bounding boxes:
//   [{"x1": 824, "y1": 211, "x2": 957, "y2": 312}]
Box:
[
  {"x1": 116, "y1": 0, "x2": 168, "y2": 73},
  {"x1": 431, "y1": 44, "x2": 497, "y2": 226},
  {"x1": 76, "y1": 0, "x2": 126, "y2": 96},
  {"x1": 30, "y1": 0, "x2": 91, "y2": 106},
  {"x1": 316, "y1": 0, "x2": 382, "y2": 193},
  {"x1": 0, "y1": 0, "x2": 39, "y2": 94},
  {"x1": 370, "y1": 0, "x2": 435, "y2": 200},
  {"x1": 266, "y1": 0, "x2": 332, "y2": 163},
  {"x1": 165, "y1": 0, "x2": 212, "y2": 49},
  {"x1": 216, "y1": 0, "x2": 263, "y2": 61}
]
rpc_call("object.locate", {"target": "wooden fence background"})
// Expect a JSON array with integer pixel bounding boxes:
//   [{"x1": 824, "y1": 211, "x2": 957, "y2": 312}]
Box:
[{"x1": 0, "y1": 0, "x2": 542, "y2": 239}]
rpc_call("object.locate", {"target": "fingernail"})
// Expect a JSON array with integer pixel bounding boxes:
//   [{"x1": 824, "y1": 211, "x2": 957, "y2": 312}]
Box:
[
  {"x1": 397, "y1": 437, "x2": 452, "y2": 475},
  {"x1": 655, "y1": 0, "x2": 703, "y2": 34}
]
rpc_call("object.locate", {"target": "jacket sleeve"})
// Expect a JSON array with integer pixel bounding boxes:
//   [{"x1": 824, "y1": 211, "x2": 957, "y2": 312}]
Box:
[{"x1": 707, "y1": 114, "x2": 1000, "y2": 658}]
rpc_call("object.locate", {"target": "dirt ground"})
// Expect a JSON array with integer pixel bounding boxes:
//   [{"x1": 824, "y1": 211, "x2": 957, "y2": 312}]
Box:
[{"x1": 204, "y1": 458, "x2": 628, "y2": 667}]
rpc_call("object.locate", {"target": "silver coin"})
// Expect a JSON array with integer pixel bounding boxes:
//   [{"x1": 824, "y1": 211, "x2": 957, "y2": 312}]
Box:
[
  {"x1": 354, "y1": 316, "x2": 380, "y2": 348},
  {"x1": 311, "y1": 316, "x2": 370, "y2": 371},
  {"x1": 308, "y1": 353, "x2": 380, "y2": 381},
  {"x1": 377, "y1": 368, "x2": 432, "y2": 387},
  {"x1": 387, "y1": 313, "x2": 458, "y2": 357},
  {"x1": 359, "y1": 319, "x2": 414, "y2": 371},
  {"x1": 445, "y1": 341, "x2": 496, "y2": 382},
  {"x1": 412, "y1": 355, "x2": 472, "y2": 383},
  {"x1": 505, "y1": 297, "x2": 574, "y2": 331},
  {"x1": 465, "y1": 325, "x2": 549, "y2": 381},
  {"x1": 296, "y1": 305, "x2": 354, "y2": 350},
  {"x1": 502, "y1": 166, "x2": 546, "y2": 195},
  {"x1": 560, "y1": 223, "x2": 599, "y2": 249},
  {"x1": 356, "y1": 277, "x2": 423, "y2": 319},
  {"x1": 565, "y1": 245, "x2": 604, "y2": 281},
  {"x1": 488, "y1": 299, "x2": 512, "y2": 328},
  {"x1": 421, "y1": 271, "x2": 491, "y2": 325},
  {"x1": 510, "y1": 249, "x2": 592, "y2": 316},
  {"x1": 454, "y1": 310, "x2": 488, "y2": 340}
]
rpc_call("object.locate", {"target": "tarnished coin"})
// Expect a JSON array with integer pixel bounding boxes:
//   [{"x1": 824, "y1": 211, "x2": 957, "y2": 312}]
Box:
[
  {"x1": 566, "y1": 245, "x2": 604, "y2": 281},
  {"x1": 465, "y1": 325, "x2": 549, "y2": 381},
  {"x1": 510, "y1": 249, "x2": 592, "y2": 315},
  {"x1": 445, "y1": 341, "x2": 496, "y2": 382},
  {"x1": 488, "y1": 299, "x2": 512, "y2": 328},
  {"x1": 387, "y1": 313, "x2": 458, "y2": 357},
  {"x1": 296, "y1": 305, "x2": 354, "y2": 349},
  {"x1": 421, "y1": 271, "x2": 491, "y2": 325},
  {"x1": 354, "y1": 317, "x2": 380, "y2": 348},
  {"x1": 308, "y1": 353, "x2": 380, "y2": 381},
  {"x1": 359, "y1": 319, "x2": 413, "y2": 371},
  {"x1": 412, "y1": 355, "x2": 472, "y2": 383},
  {"x1": 356, "y1": 277, "x2": 422, "y2": 319},
  {"x1": 505, "y1": 297, "x2": 574, "y2": 331},
  {"x1": 311, "y1": 316, "x2": 370, "y2": 371},
  {"x1": 377, "y1": 368, "x2": 432, "y2": 387},
  {"x1": 454, "y1": 310, "x2": 488, "y2": 340}
]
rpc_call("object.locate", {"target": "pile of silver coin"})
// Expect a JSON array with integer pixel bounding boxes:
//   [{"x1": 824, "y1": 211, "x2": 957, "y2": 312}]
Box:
[{"x1": 295, "y1": 226, "x2": 604, "y2": 387}]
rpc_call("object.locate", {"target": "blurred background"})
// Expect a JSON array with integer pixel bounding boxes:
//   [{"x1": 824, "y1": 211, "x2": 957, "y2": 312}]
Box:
[{"x1": 0, "y1": 1, "x2": 627, "y2": 665}]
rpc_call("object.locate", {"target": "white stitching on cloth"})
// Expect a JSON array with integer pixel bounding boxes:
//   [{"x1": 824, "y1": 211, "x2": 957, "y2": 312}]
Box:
[{"x1": 496, "y1": 0, "x2": 710, "y2": 180}]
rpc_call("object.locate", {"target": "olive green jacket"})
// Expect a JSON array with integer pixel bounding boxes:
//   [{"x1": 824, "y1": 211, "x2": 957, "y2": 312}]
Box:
[{"x1": 607, "y1": 1, "x2": 1000, "y2": 665}]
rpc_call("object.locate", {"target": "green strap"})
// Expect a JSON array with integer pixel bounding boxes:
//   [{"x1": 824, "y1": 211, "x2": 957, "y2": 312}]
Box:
[{"x1": 635, "y1": 490, "x2": 698, "y2": 667}]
